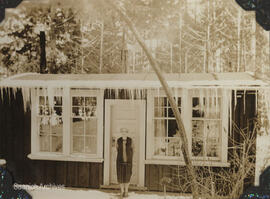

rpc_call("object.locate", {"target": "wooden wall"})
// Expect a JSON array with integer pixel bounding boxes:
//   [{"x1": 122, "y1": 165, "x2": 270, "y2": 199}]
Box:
[
  {"x1": 0, "y1": 89, "x2": 103, "y2": 188},
  {"x1": 0, "y1": 89, "x2": 257, "y2": 192}
]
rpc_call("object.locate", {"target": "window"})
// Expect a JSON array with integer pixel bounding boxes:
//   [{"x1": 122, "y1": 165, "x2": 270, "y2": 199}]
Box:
[
  {"x1": 191, "y1": 97, "x2": 221, "y2": 160},
  {"x1": 71, "y1": 96, "x2": 97, "y2": 154},
  {"x1": 30, "y1": 88, "x2": 104, "y2": 162},
  {"x1": 147, "y1": 89, "x2": 228, "y2": 166},
  {"x1": 38, "y1": 94, "x2": 63, "y2": 153},
  {"x1": 153, "y1": 97, "x2": 182, "y2": 157}
]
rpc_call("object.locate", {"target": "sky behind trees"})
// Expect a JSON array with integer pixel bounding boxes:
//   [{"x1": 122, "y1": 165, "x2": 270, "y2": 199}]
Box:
[{"x1": 0, "y1": 0, "x2": 269, "y2": 76}]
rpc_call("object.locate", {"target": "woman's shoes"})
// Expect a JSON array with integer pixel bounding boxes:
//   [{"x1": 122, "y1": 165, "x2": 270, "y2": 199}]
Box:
[
  {"x1": 121, "y1": 191, "x2": 128, "y2": 198},
  {"x1": 124, "y1": 192, "x2": 128, "y2": 197}
]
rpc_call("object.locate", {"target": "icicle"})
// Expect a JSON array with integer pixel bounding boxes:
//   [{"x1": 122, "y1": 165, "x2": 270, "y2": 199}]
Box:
[
  {"x1": 173, "y1": 87, "x2": 178, "y2": 102},
  {"x1": 12, "y1": 87, "x2": 17, "y2": 100},
  {"x1": 229, "y1": 89, "x2": 232, "y2": 137},
  {"x1": 234, "y1": 89, "x2": 237, "y2": 110},
  {"x1": 8, "y1": 87, "x2": 11, "y2": 103},
  {"x1": 125, "y1": 89, "x2": 128, "y2": 99},
  {"x1": 255, "y1": 89, "x2": 258, "y2": 115},
  {"x1": 243, "y1": 89, "x2": 246, "y2": 114},
  {"x1": 21, "y1": 87, "x2": 31, "y2": 112},
  {"x1": 47, "y1": 86, "x2": 54, "y2": 108},
  {"x1": 110, "y1": 88, "x2": 112, "y2": 99},
  {"x1": 0, "y1": 86, "x2": 3, "y2": 102},
  {"x1": 215, "y1": 88, "x2": 218, "y2": 116},
  {"x1": 116, "y1": 88, "x2": 119, "y2": 99},
  {"x1": 206, "y1": 88, "x2": 210, "y2": 118},
  {"x1": 134, "y1": 89, "x2": 137, "y2": 100},
  {"x1": 131, "y1": 89, "x2": 134, "y2": 100},
  {"x1": 199, "y1": 88, "x2": 204, "y2": 114},
  {"x1": 157, "y1": 87, "x2": 160, "y2": 100}
]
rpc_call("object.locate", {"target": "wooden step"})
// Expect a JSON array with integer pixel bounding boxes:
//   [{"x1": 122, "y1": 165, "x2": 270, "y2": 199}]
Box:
[{"x1": 100, "y1": 184, "x2": 147, "y2": 191}]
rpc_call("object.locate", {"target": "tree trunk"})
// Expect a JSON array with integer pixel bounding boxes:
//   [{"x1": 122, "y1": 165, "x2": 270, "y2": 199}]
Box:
[
  {"x1": 237, "y1": 9, "x2": 242, "y2": 72},
  {"x1": 103, "y1": 1, "x2": 199, "y2": 198},
  {"x1": 100, "y1": 21, "x2": 104, "y2": 73}
]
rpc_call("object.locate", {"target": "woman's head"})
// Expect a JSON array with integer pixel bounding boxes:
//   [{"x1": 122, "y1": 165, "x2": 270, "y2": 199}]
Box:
[{"x1": 120, "y1": 128, "x2": 129, "y2": 139}]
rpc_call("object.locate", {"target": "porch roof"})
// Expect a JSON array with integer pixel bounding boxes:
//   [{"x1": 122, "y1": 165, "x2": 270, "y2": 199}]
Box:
[{"x1": 0, "y1": 72, "x2": 268, "y2": 89}]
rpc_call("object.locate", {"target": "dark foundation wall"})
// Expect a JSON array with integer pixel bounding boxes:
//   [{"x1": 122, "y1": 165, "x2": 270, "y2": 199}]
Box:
[{"x1": 0, "y1": 89, "x2": 103, "y2": 188}]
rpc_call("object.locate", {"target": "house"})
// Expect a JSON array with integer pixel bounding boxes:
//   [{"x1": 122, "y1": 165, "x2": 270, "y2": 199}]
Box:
[{"x1": 0, "y1": 72, "x2": 270, "y2": 192}]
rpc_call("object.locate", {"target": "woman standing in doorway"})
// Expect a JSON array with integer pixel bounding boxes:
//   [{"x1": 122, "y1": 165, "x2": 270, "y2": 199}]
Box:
[{"x1": 116, "y1": 128, "x2": 133, "y2": 197}]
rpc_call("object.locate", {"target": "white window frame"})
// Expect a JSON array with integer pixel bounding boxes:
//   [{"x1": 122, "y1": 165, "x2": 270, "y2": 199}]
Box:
[
  {"x1": 28, "y1": 88, "x2": 104, "y2": 163},
  {"x1": 150, "y1": 91, "x2": 183, "y2": 160},
  {"x1": 146, "y1": 88, "x2": 229, "y2": 167}
]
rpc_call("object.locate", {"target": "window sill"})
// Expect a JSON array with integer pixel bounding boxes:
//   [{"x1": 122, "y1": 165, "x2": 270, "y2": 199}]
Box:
[
  {"x1": 144, "y1": 159, "x2": 230, "y2": 167},
  {"x1": 28, "y1": 153, "x2": 104, "y2": 163}
]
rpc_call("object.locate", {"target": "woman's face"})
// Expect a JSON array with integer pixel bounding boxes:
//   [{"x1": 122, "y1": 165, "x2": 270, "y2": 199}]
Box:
[{"x1": 121, "y1": 129, "x2": 128, "y2": 139}]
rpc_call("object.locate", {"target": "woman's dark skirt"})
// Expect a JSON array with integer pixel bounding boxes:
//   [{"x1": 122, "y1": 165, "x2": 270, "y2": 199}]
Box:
[{"x1": 116, "y1": 162, "x2": 132, "y2": 183}]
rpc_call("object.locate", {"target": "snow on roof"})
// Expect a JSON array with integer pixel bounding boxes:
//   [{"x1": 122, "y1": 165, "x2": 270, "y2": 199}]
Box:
[{"x1": 0, "y1": 72, "x2": 268, "y2": 89}]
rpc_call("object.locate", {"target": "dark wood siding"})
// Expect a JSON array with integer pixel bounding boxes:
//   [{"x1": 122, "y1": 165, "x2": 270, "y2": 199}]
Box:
[
  {"x1": 0, "y1": 89, "x2": 103, "y2": 188},
  {"x1": 145, "y1": 90, "x2": 257, "y2": 192}
]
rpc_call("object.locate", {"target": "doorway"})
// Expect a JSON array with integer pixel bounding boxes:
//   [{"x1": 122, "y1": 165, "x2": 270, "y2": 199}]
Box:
[{"x1": 104, "y1": 100, "x2": 145, "y2": 187}]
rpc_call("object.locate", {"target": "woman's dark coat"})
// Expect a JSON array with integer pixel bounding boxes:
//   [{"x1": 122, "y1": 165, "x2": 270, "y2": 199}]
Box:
[{"x1": 116, "y1": 137, "x2": 133, "y2": 183}]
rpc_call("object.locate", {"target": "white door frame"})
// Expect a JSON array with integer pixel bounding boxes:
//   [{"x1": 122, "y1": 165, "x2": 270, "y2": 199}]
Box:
[{"x1": 104, "y1": 99, "x2": 145, "y2": 187}]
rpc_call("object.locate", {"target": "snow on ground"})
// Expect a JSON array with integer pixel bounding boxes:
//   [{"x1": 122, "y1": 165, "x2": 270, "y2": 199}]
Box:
[{"x1": 15, "y1": 184, "x2": 192, "y2": 199}]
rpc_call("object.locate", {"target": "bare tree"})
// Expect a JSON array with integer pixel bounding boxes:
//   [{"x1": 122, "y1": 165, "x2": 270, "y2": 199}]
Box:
[{"x1": 102, "y1": 0, "x2": 200, "y2": 198}]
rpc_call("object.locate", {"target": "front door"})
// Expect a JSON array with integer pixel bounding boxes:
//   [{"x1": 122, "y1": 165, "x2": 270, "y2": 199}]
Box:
[{"x1": 104, "y1": 100, "x2": 145, "y2": 187}]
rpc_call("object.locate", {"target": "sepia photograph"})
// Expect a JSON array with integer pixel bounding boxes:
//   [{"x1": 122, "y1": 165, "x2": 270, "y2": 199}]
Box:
[{"x1": 1, "y1": 0, "x2": 270, "y2": 198}]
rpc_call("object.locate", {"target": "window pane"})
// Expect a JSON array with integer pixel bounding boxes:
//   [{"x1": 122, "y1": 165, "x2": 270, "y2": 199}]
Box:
[
  {"x1": 53, "y1": 107, "x2": 62, "y2": 116},
  {"x1": 39, "y1": 117, "x2": 50, "y2": 134},
  {"x1": 40, "y1": 135, "x2": 50, "y2": 152},
  {"x1": 206, "y1": 140, "x2": 218, "y2": 157},
  {"x1": 205, "y1": 120, "x2": 220, "y2": 157},
  {"x1": 85, "y1": 97, "x2": 96, "y2": 106},
  {"x1": 39, "y1": 96, "x2": 45, "y2": 105},
  {"x1": 73, "y1": 136, "x2": 84, "y2": 153},
  {"x1": 85, "y1": 106, "x2": 96, "y2": 117},
  {"x1": 168, "y1": 120, "x2": 178, "y2": 137},
  {"x1": 72, "y1": 107, "x2": 84, "y2": 117},
  {"x1": 192, "y1": 120, "x2": 204, "y2": 157},
  {"x1": 85, "y1": 136, "x2": 97, "y2": 154},
  {"x1": 154, "y1": 119, "x2": 166, "y2": 137},
  {"x1": 72, "y1": 97, "x2": 84, "y2": 106},
  {"x1": 52, "y1": 136, "x2": 63, "y2": 152},
  {"x1": 177, "y1": 97, "x2": 181, "y2": 107},
  {"x1": 85, "y1": 118, "x2": 97, "y2": 135},
  {"x1": 39, "y1": 106, "x2": 45, "y2": 115},
  {"x1": 51, "y1": 118, "x2": 63, "y2": 135},
  {"x1": 72, "y1": 118, "x2": 84, "y2": 135},
  {"x1": 154, "y1": 97, "x2": 167, "y2": 107},
  {"x1": 54, "y1": 96, "x2": 62, "y2": 106},
  {"x1": 192, "y1": 138, "x2": 203, "y2": 157},
  {"x1": 168, "y1": 138, "x2": 181, "y2": 156},
  {"x1": 192, "y1": 120, "x2": 204, "y2": 138},
  {"x1": 168, "y1": 108, "x2": 180, "y2": 118},
  {"x1": 205, "y1": 98, "x2": 221, "y2": 118},
  {"x1": 154, "y1": 107, "x2": 166, "y2": 117},
  {"x1": 192, "y1": 98, "x2": 204, "y2": 118},
  {"x1": 205, "y1": 120, "x2": 220, "y2": 138},
  {"x1": 154, "y1": 138, "x2": 166, "y2": 156},
  {"x1": 39, "y1": 106, "x2": 50, "y2": 116}
]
